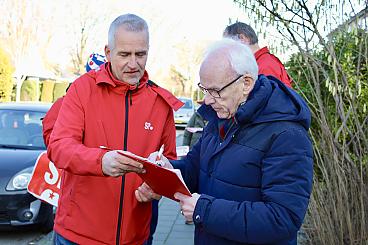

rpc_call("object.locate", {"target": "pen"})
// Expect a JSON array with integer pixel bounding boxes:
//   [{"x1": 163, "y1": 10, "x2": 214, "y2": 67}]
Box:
[
  {"x1": 99, "y1": 145, "x2": 113, "y2": 151},
  {"x1": 156, "y1": 144, "x2": 165, "y2": 165}
]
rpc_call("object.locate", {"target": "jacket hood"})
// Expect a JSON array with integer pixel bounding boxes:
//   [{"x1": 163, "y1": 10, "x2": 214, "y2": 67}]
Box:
[{"x1": 199, "y1": 75, "x2": 311, "y2": 130}]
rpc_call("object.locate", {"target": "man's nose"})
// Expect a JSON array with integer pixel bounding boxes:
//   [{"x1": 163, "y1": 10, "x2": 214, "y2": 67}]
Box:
[
  {"x1": 127, "y1": 56, "x2": 138, "y2": 68},
  {"x1": 204, "y1": 93, "x2": 215, "y2": 105}
]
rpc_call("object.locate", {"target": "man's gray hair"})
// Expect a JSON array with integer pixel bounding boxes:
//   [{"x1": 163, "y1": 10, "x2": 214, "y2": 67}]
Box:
[
  {"x1": 203, "y1": 38, "x2": 258, "y2": 80},
  {"x1": 223, "y1": 22, "x2": 258, "y2": 45},
  {"x1": 108, "y1": 14, "x2": 149, "y2": 49}
]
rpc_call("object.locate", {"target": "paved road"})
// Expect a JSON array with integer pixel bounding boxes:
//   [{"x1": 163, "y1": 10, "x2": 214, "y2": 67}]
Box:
[
  {"x1": 0, "y1": 197, "x2": 194, "y2": 245},
  {"x1": 0, "y1": 229, "x2": 51, "y2": 245}
]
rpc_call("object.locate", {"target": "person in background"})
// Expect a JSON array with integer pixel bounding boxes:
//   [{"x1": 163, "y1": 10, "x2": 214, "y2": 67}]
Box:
[
  {"x1": 46, "y1": 13, "x2": 182, "y2": 245},
  {"x1": 148, "y1": 38, "x2": 313, "y2": 244},
  {"x1": 223, "y1": 22, "x2": 293, "y2": 88},
  {"x1": 182, "y1": 100, "x2": 207, "y2": 150}
]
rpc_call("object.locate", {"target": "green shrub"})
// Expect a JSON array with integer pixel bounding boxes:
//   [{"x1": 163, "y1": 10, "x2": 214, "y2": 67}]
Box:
[
  {"x1": 0, "y1": 47, "x2": 14, "y2": 102},
  {"x1": 40, "y1": 80, "x2": 55, "y2": 102},
  {"x1": 286, "y1": 28, "x2": 368, "y2": 244},
  {"x1": 53, "y1": 81, "x2": 70, "y2": 102}
]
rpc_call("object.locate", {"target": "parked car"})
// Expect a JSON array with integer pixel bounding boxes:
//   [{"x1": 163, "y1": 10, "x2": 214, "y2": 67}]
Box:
[
  {"x1": 174, "y1": 97, "x2": 195, "y2": 128},
  {"x1": 0, "y1": 102, "x2": 54, "y2": 232}
]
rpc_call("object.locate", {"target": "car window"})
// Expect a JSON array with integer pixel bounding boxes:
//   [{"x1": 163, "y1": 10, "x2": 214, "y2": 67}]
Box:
[{"x1": 0, "y1": 109, "x2": 46, "y2": 149}]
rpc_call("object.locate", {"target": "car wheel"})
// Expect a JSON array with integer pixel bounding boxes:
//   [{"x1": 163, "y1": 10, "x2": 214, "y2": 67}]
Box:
[
  {"x1": 38, "y1": 204, "x2": 54, "y2": 233},
  {"x1": 40, "y1": 212, "x2": 54, "y2": 233}
]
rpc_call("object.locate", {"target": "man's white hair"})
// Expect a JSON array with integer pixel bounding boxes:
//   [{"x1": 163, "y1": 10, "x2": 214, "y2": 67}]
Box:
[
  {"x1": 108, "y1": 13, "x2": 149, "y2": 50},
  {"x1": 203, "y1": 38, "x2": 258, "y2": 80}
]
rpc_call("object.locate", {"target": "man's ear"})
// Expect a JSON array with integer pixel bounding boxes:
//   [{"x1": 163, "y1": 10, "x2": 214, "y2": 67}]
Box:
[
  {"x1": 238, "y1": 34, "x2": 251, "y2": 45},
  {"x1": 104, "y1": 45, "x2": 111, "y2": 62},
  {"x1": 242, "y1": 75, "x2": 254, "y2": 96}
]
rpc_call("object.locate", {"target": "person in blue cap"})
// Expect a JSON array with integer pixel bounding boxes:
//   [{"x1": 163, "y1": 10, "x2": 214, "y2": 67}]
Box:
[
  {"x1": 86, "y1": 53, "x2": 107, "y2": 72},
  {"x1": 44, "y1": 53, "x2": 106, "y2": 146}
]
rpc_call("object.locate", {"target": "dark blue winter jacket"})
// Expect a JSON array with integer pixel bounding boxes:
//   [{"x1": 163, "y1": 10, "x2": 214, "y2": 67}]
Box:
[{"x1": 172, "y1": 75, "x2": 313, "y2": 245}]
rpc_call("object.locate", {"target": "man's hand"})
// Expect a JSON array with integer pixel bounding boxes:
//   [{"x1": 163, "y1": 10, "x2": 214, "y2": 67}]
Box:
[
  {"x1": 102, "y1": 150, "x2": 145, "y2": 177},
  {"x1": 174, "y1": 192, "x2": 201, "y2": 222},
  {"x1": 135, "y1": 182, "x2": 161, "y2": 202},
  {"x1": 147, "y1": 152, "x2": 173, "y2": 169}
]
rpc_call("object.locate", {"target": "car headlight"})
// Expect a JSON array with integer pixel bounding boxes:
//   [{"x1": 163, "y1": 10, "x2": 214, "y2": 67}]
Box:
[{"x1": 6, "y1": 166, "x2": 34, "y2": 191}]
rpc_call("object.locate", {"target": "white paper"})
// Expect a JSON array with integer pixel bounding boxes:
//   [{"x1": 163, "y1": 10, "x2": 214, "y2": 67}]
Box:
[
  {"x1": 185, "y1": 127, "x2": 203, "y2": 133},
  {"x1": 176, "y1": 146, "x2": 189, "y2": 157}
]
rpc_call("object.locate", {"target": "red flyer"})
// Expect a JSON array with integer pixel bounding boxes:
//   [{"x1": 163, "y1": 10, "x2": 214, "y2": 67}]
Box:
[
  {"x1": 27, "y1": 152, "x2": 62, "y2": 207},
  {"x1": 117, "y1": 150, "x2": 191, "y2": 201}
]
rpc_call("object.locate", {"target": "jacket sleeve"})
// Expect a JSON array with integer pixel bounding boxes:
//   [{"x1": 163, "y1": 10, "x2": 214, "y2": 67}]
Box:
[
  {"x1": 161, "y1": 108, "x2": 177, "y2": 161},
  {"x1": 171, "y1": 136, "x2": 202, "y2": 193},
  {"x1": 192, "y1": 128, "x2": 313, "y2": 244},
  {"x1": 47, "y1": 82, "x2": 106, "y2": 176},
  {"x1": 182, "y1": 130, "x2": 191, "y2": 147},
  {"x1": 182, "y1": 114, "x2": 196, "y2": 147}
]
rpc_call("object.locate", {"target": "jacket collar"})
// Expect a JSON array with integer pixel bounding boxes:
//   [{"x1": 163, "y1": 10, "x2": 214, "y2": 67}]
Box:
[
  {"x1": 93, "y1": 63, "x2": 149, "y2": 92},
  {"x1": 254, "y1": 46, "x2": 270, "y2": 61}
]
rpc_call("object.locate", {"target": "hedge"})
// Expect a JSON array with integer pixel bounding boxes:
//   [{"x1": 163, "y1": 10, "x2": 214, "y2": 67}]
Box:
[
  {"x1": 20, "y1": 79, "x2": 38, "y2": 101},
  {"x1": 40, "y1": 80, "x2": 55, "y2": 102},
  {"x1": 0, "y1": 48, "x2": 14, "y2": 102},
  {"x1": 53, "y1": 82, "x2": 70, "y2": 102}
]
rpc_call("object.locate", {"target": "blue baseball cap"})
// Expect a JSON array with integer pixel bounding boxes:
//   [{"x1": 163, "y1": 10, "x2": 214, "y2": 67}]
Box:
[{"x1": 86, "y1": 53, "x2": 106, "y2": 72}]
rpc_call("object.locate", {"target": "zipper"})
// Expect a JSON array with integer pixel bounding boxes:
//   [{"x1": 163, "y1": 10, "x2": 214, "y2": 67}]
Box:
[{"x1": 115, "y1": 91, "x2": 130, "y2": 245}]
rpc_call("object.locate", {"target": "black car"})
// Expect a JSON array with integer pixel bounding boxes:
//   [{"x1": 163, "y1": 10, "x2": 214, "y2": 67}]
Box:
[{"x1": 0, "y1": 102, "x2": 54, "y2": 232}]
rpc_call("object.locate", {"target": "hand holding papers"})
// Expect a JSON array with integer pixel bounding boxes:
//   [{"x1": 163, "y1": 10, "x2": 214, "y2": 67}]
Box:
[
  {"x1": 101, "y1": 149, "x2": 145, "y2": 177},
  {"x1": 135, "y1": 182, "x2": 162, "y2": 202},
  {"x1": 117, "y1": 150, "x2": 191, "y2": 201}
]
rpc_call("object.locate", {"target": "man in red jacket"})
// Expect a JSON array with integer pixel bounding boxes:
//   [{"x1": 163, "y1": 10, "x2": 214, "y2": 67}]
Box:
[
  {"x1": 223, "y1": 22, "x2": 293, "y2": 88},
  {"x1": 47, "y1": 13, "x2": 182, "y2": 245}
]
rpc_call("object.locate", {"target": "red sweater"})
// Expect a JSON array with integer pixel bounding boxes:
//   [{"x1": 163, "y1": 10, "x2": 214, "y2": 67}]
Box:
[
  {"x1": 255, "y1": 47, "x2": 292, "y2": 88},
  {"x1": 47, "y1": 63, "x2": 182, "y2": 245}
]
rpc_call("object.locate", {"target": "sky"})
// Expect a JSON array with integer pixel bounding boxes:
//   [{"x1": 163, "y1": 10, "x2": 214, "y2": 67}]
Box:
[
  {"x1": 42, "y1": 0, "x2": 258, "y2": 82},
  {"x1": 5, "y1": 0, "x2": 364, "y2": 84}
]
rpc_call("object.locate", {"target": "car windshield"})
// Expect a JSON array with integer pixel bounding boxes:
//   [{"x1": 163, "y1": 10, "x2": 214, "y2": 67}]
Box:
[
  {"x1": 0, "y1": 109, "x2": 46, "y2": 149},
  {"x1": 180, "y1": 99, "x2": 193, "y2": 109}
]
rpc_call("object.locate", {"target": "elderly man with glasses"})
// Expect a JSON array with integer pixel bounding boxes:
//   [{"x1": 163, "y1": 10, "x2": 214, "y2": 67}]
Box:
[{"x1": 150, "y1": 38, "x2": 313, "y2": 245}]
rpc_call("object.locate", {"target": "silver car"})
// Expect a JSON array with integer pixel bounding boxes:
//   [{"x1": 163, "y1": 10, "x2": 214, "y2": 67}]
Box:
[{"x1": 174, "y1": 97, "x2": 195, "y2": 128}]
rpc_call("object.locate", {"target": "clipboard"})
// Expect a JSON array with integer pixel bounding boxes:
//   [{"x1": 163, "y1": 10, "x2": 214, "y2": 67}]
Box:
[{"x1": 117, "y1": 151, "x2": 191, "y2": 201}]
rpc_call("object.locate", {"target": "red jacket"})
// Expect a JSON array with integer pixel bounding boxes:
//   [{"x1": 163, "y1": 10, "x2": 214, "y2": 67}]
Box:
[
  {"x1": 47, "y1": 63, "x2": 183, "y2": 245},
  {"x1": 255, "y1": 47, "x2": 292, "y2": 87}
]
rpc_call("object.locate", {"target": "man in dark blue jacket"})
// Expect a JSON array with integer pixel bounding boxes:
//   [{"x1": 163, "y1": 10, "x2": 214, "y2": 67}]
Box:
[{"x1": 147, "y1": 38, "x2": 313, "y2": 244}]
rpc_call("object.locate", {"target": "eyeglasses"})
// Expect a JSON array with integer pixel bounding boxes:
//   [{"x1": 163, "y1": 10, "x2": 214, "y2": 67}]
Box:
[{"x1": 197, "y1": 75, "x2": 243, "y2": 98}]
